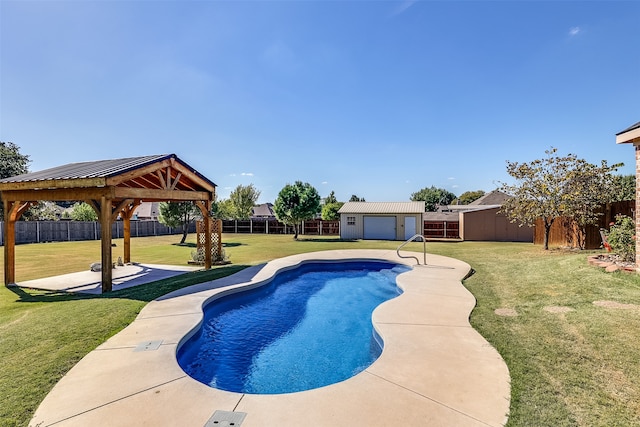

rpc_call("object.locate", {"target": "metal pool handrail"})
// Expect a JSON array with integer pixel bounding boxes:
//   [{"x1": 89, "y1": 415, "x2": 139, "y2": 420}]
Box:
[{"x1": 396, "y1": 234, "x2": 427, "y2": 265}]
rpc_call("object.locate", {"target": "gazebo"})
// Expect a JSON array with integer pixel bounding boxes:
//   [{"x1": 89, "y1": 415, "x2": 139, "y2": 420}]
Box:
[
  {"x1": 616, "y1": 121, "x2": 640, "y2": 266},
  {"x1": 0, "y1": 154, "x2": 216, "y2": 292}
]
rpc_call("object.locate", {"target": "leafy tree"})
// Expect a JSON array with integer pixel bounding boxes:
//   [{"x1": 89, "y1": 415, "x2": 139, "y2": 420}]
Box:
[
  {"x1": 321, "y1": 202, "x2": 344, "y2": 221},
  {"x1": 23, "y1": 201, "x2": 61, "y2": 221},
  {"x1": 410, "y1": 186, "x2": 456, "y2": 211},
  {"x1": 349, "y1": 195, "x2": 365, "y2": 202},
  {"x1": 324, "y1": 191, "x2": 338, "y2": 204},
  {"x1": 0, "y1": 141, "x2": 30, "y2": 178},
  {"x1": 158, "y1": 201, "x2": 201, "y2": 244},
  {"x1": 211, "y1": 199, "x2": 235, "y2": 220},
  {"x1": 70, "y1": 202, "x2": 98, "y2": 221},
  {"x1": 457, "y1": 190, "x2": 485, "y2": 205},
  {"x1": 0, "y1": 141, "x2": 30, "y2": 220},
  {"x1": 608, "y1": 174, "x2": 635, "y2": 202},
  {"x1": 229, "y1": 184, "x2": 261, "y2": 219},
  {"x1": 321, "y1": 191, "x2": 343, "y2": 220},
  {"x1": 500, "y1": 147, "x2": 620, "y2": 250},
  {"x1": 563, "y1": 159, "x2": 620, "y2": 248},
  {"x1": 274, "y1": 181, "x2": 321, "y2": 240}
]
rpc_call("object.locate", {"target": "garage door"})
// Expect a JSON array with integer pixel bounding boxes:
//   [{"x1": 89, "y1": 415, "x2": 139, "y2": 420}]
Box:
[{"x1": 363, "y1": 216, "x2": 396, "y2": 240}]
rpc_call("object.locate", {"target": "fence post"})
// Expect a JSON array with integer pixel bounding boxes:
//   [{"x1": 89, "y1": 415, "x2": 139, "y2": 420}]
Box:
[
  {"x1": 250, "y1": 220, "x2": 253, "y2": 234},
  {"x1": 235, "y1": 220, "x2": 237, "y2": 234},
  {"x1": 67, "y1": 221, "x2": 71, "y2": 241},
  {"x1": 266, "y1": 220, "x2": 269, "y2": 234}
]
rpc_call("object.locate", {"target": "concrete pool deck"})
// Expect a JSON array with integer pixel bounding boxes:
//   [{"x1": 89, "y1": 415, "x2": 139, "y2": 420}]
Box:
[
  {"x1": 29, "y1": 249, "x2": 510, "y2": 427},
  {"x1": 16, "y1": 263, "x2": 202, "y2": 294}
]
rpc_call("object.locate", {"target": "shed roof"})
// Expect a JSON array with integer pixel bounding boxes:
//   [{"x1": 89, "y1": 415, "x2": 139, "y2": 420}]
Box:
[{"x1": 338, "y1": 201, "x2": 425, "y2": 214}]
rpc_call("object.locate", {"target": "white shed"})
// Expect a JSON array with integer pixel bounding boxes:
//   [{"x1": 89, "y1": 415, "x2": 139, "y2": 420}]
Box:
[{"x1": 338, "y1": 202, "x2": 425, "y2": 241}]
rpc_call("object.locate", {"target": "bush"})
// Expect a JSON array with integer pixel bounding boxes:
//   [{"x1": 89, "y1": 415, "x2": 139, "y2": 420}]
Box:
[
  {"x1": 190, "y1": 248, "x2": 228, "y2": 265},
  {"x1": 606, "y1": 215, "x2": 636, "y2": 262}
]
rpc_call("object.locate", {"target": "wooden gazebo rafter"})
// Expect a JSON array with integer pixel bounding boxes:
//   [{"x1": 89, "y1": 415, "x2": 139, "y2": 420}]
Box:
[{"x1": 0, "y1": 154, "x2": 216, "y2": 292}]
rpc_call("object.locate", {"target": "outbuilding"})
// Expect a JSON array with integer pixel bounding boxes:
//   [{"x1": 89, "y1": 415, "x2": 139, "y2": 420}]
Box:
[{"x1": 338, "y1": 201, "x2": 425, "y2": 241}]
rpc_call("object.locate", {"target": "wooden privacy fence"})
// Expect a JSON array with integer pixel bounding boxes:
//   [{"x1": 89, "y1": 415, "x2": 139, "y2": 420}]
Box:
[
  {"x1": 221, "y1": 219, "x2": 340, "y2": 236},
  {"x1": 0, "y1": 220, "x2": 196, "y2": 246},
  {"x1": 423, "y1": 221, "x2": 460, "y2": 239},
  {"x1": 533, "y1": 201, "x2": 635, "y2": 249}
]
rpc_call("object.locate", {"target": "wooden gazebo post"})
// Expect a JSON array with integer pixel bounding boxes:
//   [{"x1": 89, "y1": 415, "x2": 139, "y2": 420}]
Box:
[
  {"x1": 118, "y1": 200, "x2": 141, "y2": 264},
  {"x1": 3, "y1": 201, "x2": 32, "y2": 285},
  {"x1": 99, "y1": 196, "x2": 113, "y2": 293}
]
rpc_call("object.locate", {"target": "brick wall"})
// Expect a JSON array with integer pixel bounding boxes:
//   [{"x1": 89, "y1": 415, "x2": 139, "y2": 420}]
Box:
[{"x1": 635, "y1": 145, "x2": 640, "y2": 266}]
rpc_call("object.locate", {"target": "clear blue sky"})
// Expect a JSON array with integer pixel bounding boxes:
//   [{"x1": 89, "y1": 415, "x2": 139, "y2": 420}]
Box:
[{"x1": 1, "y1": 1, "x2": 638, "y2": 204}]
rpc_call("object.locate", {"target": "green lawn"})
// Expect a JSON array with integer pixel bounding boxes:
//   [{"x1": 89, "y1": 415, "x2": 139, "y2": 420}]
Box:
[{"x1": 1, "y1": 234, "x2": 640, "y2": 426}]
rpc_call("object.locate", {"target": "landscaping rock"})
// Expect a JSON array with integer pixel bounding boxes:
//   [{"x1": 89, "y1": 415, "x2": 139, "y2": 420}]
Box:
[
  {"x1": 593, "y1": 300, "x2": 640, "y2": 310},
  {"x1": 494, "y1": 308, "x2": 518, "y2": 317}
]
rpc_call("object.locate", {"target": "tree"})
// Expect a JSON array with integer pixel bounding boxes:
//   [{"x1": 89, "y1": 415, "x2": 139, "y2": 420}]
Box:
[
  {"x1": 158, "y1": 201, "x2": 201, "y2": 244},
  {"x1": 229, "y1": 184, "x2": 261, "y2": 219},
  {"x1": 349, "y1": 195, "x2": 365, "y2": 202},
  {"x1": 211, "y1": 199, "x2": 235, "y2": 220},
  {"x1": 274, "y1": 181, "x2": 321, "y2": 240},
  {"x1": 410, "y1": 186, "x2": 456, "y2": 211},
  {"x1": 321, "y1": 190, "x2": 343, "y2": 220},
  {"x1": 608, "y1": 174, "x2": 635, "y2": 202},
  {"x1": 457, "y1": 190, "x2": 485, "y2": 205},
  {"x1": 70, "y1": 202, "x2": 98, "y2": 221},
  {"x1": 23, "y1": 201, "x2": 61, "y2": 221},
  {"x1": 563, "y1": 159, "x2": 620, "y2": 248},
  {"x1": 321, "y1": 202, "x2": 344, "y2": 221},
  {"x1": 500, "y1": 147, "x2": 620, "y2": 250},
  {"x1": 325, "y1": 191, "x2": 338, "y2": 204},
  {"x1": 0, "y1": 141, "x2": 30, "y2": 220}
]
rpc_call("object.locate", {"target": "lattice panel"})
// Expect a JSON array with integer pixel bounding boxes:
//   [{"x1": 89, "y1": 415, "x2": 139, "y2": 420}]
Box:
[{"x1": 196, "y1": 219, "x2": 223, "y2": 264}]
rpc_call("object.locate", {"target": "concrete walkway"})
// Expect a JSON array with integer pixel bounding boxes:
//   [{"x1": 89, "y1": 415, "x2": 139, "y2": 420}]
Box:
[{"x1": 29, "y1": 250, "x2": 510, "y2": 426}]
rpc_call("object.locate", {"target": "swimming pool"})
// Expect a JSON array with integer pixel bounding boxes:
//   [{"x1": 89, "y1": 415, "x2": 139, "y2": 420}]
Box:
[{"x1": 177, "y1": 261, "x2": 410, "y2": 394}]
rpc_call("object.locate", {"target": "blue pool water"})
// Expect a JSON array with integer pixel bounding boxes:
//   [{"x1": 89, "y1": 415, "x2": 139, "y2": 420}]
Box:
[{"x1": 177, "y1": 261, "x2": 409, "y2": 394}]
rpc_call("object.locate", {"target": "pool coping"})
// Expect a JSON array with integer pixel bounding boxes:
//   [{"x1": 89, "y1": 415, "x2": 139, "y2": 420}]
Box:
[{"x1": 30, "y1": 249, "x2": 510, "y2": 427}]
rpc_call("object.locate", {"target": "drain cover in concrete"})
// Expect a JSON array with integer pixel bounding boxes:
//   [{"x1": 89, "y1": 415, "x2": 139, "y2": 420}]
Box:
[
  {"x1": 133, "y1": 340, "x2": 163, "y2": 352},
  {"x1": 205, "y1": 410, "x2": 247, "y2": 427}
]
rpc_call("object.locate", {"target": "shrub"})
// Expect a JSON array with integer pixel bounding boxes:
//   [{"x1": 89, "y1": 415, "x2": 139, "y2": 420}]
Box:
[
  {"x1": 606, "y1": 215, "x2": 636, "y2": 262},
  {"x1": 190, "y1": 248, "x2": 229, "y2": 265}
]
